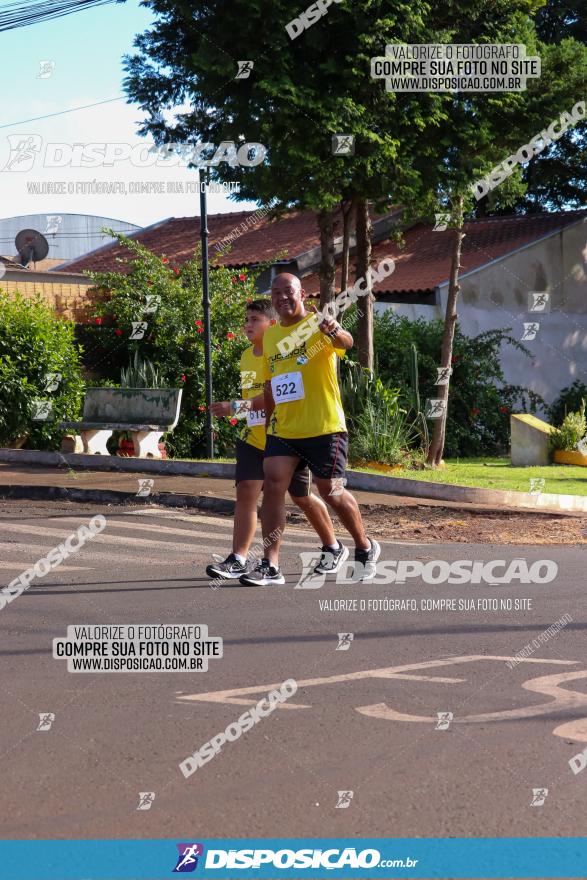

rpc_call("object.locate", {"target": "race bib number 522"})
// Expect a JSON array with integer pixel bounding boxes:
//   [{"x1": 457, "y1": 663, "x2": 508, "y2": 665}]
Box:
[{"x1": 271, "y1": 371, "x2": 305, "y2": 403}]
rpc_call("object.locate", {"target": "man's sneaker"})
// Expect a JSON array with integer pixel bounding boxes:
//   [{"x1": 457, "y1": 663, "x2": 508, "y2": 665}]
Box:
[
  {"x1": 205, "y1": 553, "x2": 249, "y2": 580},
  {"x1": 353, "y1": 537, "x2": 381, "y2": 582},
  {"x1": 314, "y1": 540, "x2": 350, "y2": 575},
  {"x1": 239, "y1": 557, "x2": 285, "y2": 586}
]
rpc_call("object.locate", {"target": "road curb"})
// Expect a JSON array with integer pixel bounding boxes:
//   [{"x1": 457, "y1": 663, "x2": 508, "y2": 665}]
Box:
[
  {"x1": 1, "y1": 447, "x2": 586, "y2": 514},
  {"x1": 0, "y1": 448, "x2": 232, "y2": 478},
  {"x1": 345, "y1": 470, "x2": 587, "y2": 513},
  {"x1": 0, "y1": 483, "x2": 235, "y2": 514}
]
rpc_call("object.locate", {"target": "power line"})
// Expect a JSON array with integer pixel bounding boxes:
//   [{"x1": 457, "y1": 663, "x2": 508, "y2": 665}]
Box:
[
  {"x1": 0, "y1": 96, "x2": 127, "y2": 129},
  {"x1": 0, "y1": 0, "x2": 124, "y2": 32}
]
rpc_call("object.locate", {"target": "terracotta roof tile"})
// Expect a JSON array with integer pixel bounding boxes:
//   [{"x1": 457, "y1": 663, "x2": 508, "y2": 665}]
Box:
[
  {"x1": 53, "y1": 206, "x2": 391, "y2": 274},
  {"x1": 301, "y1": 209, "x2": 587, "y2": 296},
  {"x1": 55, "y1": 207, "x2": 587, "y2": 295}
]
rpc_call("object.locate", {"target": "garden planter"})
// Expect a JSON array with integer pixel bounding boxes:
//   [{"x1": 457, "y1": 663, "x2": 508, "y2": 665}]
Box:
[
  {"x1": 60, "y1": 434, "x2": 83, "y2": 454},
  {"x1": 553, "y1": 450, "x2": 587, "y2": 467},
  {"x1": 116, "y1": 438, "x2": 136, "y2": 457}
]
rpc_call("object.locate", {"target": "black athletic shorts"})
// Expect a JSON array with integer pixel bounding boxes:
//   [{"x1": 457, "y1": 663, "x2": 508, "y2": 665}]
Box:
[
  {"x1": 235, "y1": 439, "x2": 311, "y2": 497},
  {"x1": 264, "y1": 432, "x2": 348, "y2": 480}
]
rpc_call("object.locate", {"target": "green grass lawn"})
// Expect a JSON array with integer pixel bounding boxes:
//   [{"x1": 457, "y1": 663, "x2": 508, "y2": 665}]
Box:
[
  {"x1": 176, "y1": 455, "x2": 587, "y2": 496},
  {"x1": 354, "y1": 457, "x2": 587, "y2": 496}
]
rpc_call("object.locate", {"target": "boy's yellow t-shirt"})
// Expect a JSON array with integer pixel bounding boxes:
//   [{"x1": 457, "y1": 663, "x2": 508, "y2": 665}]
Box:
[
  {"x1": 239, "y1": 346, "x2": 267, "y2": 451},
  {"x1": 262, "y1": 313, "x2": 347, "y2": 439}
]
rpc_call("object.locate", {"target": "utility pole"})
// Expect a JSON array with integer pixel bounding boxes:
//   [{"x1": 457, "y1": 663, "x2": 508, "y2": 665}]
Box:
[{"x1": 198, "y1": 167, "x2": 214, "y2": 458}]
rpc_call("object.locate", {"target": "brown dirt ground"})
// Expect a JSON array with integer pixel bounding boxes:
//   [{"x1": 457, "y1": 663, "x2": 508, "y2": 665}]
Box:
[
  {"x1": 2, "y1": 497, "x2": 585, "y2": 545},
  {"x1": 289, "y1": 505, "x2": 587, "y2": 545}
]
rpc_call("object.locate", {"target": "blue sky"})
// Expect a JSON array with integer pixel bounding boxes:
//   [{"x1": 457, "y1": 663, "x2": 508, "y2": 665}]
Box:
[{"x1": 0, "y1": 0, "x2": 258, "y2": 228}]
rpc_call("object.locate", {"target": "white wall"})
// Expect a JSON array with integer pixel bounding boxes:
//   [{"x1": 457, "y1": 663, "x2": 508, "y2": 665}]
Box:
[{"x1": 376, "y1": 219, "x2": 587, "y2": 407}]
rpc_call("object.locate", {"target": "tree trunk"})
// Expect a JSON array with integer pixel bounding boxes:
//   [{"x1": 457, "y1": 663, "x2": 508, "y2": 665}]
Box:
[
  {"x1": 318, "y1": 208, "x2": 336, "y2": 310},
  {"x1": 340, "y1": 198, "x2": 354, "y2": 293},
  {"x1": 354, "y1": 197, "x2": 373, "y2": 371},
  {"x1": 427, "y1": 195, "x2": 465, "y2": 467}
]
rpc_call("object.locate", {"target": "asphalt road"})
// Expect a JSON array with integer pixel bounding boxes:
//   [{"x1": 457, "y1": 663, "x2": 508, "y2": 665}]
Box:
[{"x1": 1, "y1": 499, "x2": 586, "y2": 844}]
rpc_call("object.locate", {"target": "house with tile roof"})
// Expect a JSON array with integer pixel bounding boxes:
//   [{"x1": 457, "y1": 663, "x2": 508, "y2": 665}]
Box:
[
  {"x1": 51, "y1": 206, "x2": 587, "y2": 404},
  {"x1": 0, "y1": 256, "x2": 98, "y2": 322}
]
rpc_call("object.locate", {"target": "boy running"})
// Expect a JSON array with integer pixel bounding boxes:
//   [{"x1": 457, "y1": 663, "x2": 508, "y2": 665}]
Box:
[
  {"x1": 206, "y1": 298, "x2": 345, "y2": 582},
  {"x1": 239, "y1": 275, "x2": 380, "y2": 586}
]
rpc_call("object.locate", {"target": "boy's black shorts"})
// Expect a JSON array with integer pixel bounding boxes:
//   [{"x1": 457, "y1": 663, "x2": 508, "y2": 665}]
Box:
[
  {"x1": 264, "y1": 432, "x2": 348, "y2": 480},
  {"x1": 235, "y1": 439, "x2": 311, "y2": 497}
]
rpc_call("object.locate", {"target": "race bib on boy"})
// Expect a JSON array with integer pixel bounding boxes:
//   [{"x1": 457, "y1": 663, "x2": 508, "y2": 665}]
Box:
[
  {"x1": 271, "y1": 371, "x2": 305, "y2": 403},
  {"x1": 246, "y1": 408, "x2": 266, "y2": 426}
]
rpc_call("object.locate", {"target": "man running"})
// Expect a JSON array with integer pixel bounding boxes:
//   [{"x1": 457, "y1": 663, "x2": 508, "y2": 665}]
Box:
[
  {"x1": 239, "y1": 273, "x2": 380, "y2": 586},
  {"x1": 206, "y1": 297, "x2": 343, "y2": 582}
]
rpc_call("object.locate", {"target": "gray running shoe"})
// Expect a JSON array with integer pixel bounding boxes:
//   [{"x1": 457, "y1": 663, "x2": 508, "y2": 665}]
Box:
[
  {"x1": 353, "y1": 538, "x2": 381, "y2": 582},
  {"x1": 239, "y1": 557, "x2": 285, "y2": 586},
  {"x1": 206, "y1": 553, "x2": 249, "y2": 579},
  {"x1": 313, "y1": 541, "x2": 350, "y2": 575}
]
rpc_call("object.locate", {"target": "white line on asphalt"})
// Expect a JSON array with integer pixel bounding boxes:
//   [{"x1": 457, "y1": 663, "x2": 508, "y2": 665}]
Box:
[
  {"x1": 357, "y1": 665, "x2": 587, "y2": 734},
  {"x1": 48, "y1": 516, "x2": 319, "y2": 549},
  {"x1": 126, "y1": 520, "x2": 427, "y2": 548},
  {"x1": 124, "y1": 510, "x2": 429, "y2": 546},
  {"x1": 0, "y1": 561, "x2": 90, "y2": 571},
  {"x1": 177, "y1": 656, "x2": 577, "y2": 718},
  {"x1": 56, "y1": 516, "x2": 319, "y2": 547},
  {"x1": 0, "y1": 521, "x2": 236, "y2": 554}
]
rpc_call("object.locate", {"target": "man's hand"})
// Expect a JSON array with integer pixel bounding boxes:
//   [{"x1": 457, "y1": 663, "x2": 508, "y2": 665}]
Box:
[
  {"x1": 306, "y1": 303, "x2": 353, "y2": 350},
  {"x1": 306, "y1": 302, "x2": 339, "y2": 336},
  {"x1": 209, "y1": 401, "x2": 231, "y2": 417}
]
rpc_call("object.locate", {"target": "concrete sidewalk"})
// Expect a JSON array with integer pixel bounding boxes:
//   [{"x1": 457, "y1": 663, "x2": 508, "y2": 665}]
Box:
[{"x1": 0, "y1": 461, "x2": 582, "y2": 517}]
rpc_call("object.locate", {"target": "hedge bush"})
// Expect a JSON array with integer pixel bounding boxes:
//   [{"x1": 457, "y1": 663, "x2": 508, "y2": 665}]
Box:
[
  {"x1": 0, "y1": 291, "x2": 84, "y2": 449},
  {"x1": 548, "y1": 380, "x2": 587, "y2": 427},
  {"x1": 372, "y1": 312, "x2": 544, "y2": 457}
]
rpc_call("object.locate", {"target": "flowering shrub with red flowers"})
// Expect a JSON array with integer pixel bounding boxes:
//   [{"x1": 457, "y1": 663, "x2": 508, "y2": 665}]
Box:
[
  {"x1": 372, "y1": 312, "x2": 544, "y2": 457},
  {"x1": 81, "y1": 229, "x2": 259, "y2": 457}
]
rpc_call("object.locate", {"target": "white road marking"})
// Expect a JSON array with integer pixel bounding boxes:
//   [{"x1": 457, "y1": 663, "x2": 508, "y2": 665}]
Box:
[
  {"x1": 84, "y1": 517, "x2": 318, "y2": 547},
  {"x1": 178, "y1": 655, "x2": 582, "y2": 740},
  {"x1": 120, "y1": 511, "x2": 430, "y2": 546},
  {"x1": 0, "y1": 521, "x2": 222, "y2": 554},
  {"x1": 50, "y1": 516, "x2": 319, "y2": 548},
  {"x1": 356, "y1": 662, "x2": 587, "y2": 736},
  {"x1": 0, "y1": 561, "x2": 90, "y2": 572},
  {"x1": 176, "y1": 657, "x2": 505, "y2": 707}
]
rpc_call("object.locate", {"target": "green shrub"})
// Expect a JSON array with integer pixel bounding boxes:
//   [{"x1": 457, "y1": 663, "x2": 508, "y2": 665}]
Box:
[
  {"x1": 549, "y1": 400, "x2": 586, "y2": 453},
  {"x1": 120, "y1": 352, "x2": 166, "y2": 388},
  {"x1": 0, "y1": 291, "x2": 84, "y2": 449},
  {"x1": 341, "y1": 360, "x2": 420, "y2": 465},
  {"x1": 82, "y1": 230, "x2": 261, "y2": 458},
  {"x1": 372, "y1": 312, "x2": 544, "y2": 457},
  {"x1": 549, "y1": 380, "x2": 587, "y2": 426}
]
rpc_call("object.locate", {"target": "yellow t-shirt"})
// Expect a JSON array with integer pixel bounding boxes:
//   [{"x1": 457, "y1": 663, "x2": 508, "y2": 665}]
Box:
[
  {"x1": 239, "y1": 347, "x2": 266, "y2": 451},
  {"x1": 262, "y1": 313, "x2": 347, "y2": 439}
]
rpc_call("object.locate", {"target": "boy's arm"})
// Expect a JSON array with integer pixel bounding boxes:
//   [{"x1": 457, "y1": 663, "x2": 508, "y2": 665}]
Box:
[
  {"x1": 249, "y1": 392, "x2": 265, "y2": 410},
  {"x1": 209, "y1": 401, "x2": 231, "y2": 417},
  {"x1": 264, "y1": 381, "x2": 275, "y2": 430},
  {"x1": 209, "y1": 393, "x2": 264, "y2": 418}
]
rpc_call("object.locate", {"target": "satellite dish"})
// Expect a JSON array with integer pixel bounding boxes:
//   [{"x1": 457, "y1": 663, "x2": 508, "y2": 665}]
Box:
[{"x1": 15, "y1": 229, "x2": 49, "y2": 267}]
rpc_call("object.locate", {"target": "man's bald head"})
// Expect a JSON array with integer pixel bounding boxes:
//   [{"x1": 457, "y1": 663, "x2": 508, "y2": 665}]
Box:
[
  {"x1": 271, "y1": 272, "x2": 302, "y2": 293},
  {"x1": 270, "y1": 272, "x2": 306, "y2": 323}
]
